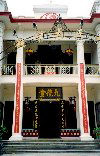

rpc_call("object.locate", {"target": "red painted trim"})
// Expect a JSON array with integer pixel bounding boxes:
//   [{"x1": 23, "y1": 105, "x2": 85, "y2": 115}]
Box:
[
  {"x1": 0, "y1": 12, "x2": 100, "y2": 23},
  {"x1": 80, "y1": 63, "x2": 89, "y2": 133},
  {"x1": 14, "y1": 63, "x2": 21, "y2": 133}
]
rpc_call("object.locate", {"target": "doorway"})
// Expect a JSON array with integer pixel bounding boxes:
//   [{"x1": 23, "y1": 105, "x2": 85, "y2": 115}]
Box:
[
  {"x1": 88, "y1": 101, "x2": 96, "y2": 137},
  {"x1": 38, "y1": 45, "x2": 61, "y2": 64},
  {"x1": 3, "y1": 101, "x2": 14, "y2": 139},
  {"x1": 39, "y1": 101, "x2": 61, "y2": 138}
]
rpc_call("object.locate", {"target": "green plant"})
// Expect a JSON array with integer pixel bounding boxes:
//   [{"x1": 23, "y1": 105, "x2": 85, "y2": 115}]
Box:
[
  {"x1": 0, "y1": 125, "x2": 7, "y2": 140},
  {"x1": 94, "y1": 127, "x2": 100, "y2": 139}
]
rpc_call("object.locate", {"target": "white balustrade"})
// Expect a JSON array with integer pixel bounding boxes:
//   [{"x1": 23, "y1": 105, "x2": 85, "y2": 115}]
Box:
[
  {"x1": 1, "y1": 64, "x2": 99, "y2": 76},
  {"x1": 85, "y1": 65, "x2": 100, "y2": 75},
  {"x1": 25, "y1": 64, "x2": 78, "y2": 75},
  {"x1": 1, "y1": 64, "x2": 100, "y2": 76},
  {"x1": 2, "y1": 64, "x2": 16, "y2": 75}
]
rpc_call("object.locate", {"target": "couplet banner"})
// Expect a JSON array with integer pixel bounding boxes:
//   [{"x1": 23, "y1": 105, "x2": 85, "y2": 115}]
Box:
[
  {"x1": 14, "y1": 63, "x2": 21, "y2": 133},
  {"x1": 80, "y1": 63, "x2": 89, "y2": 133}
]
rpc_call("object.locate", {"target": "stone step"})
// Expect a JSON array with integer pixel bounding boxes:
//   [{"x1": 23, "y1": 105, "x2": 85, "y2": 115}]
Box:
[
  {"x1": 1, "y1": 140, "x2": 100, "y2": 154},
  {"x1": 2, "y1": 149, "x2": 100, "y2": 154}
]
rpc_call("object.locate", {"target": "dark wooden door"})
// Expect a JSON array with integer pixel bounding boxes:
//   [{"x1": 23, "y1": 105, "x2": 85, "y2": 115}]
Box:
[
  {"x1": 88, "y1": 101, "x2": 96, "y2": 137},
  {"x1": 39, "y1": 101, "x2": 60, "y2": 138},
  {"x1": 3, "y1": 101, "x2": 14, "y2": 139}
]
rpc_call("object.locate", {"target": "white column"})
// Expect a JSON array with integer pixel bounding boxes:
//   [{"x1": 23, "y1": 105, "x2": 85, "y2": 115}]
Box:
[
  {"x1": 95, "y1": 24, "x2": 100, "y2": 72},
  {"x1": 77, "y1": 40, "x2": 85, "y2": 64},
  {"x1": 0, "y1": 23, "x2": 5, "y2": 124},
  {"x1": 9, "y1": 41, "x2": 24, "y2": 141},
  {"x1": 0, "y1": 22, "x2": 5, "y2": 76},
  {"x1": 77, "y1": 40, "x2": 93, "y2": 140}
]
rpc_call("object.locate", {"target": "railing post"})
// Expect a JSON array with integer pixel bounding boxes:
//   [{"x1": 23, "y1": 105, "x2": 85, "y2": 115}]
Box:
[
  {"x1": 25, "y1": 65, "x2": 27, "y2": 75},
  {"x1": 39, "y1": 65, "x2": 41, "y2": 75}
]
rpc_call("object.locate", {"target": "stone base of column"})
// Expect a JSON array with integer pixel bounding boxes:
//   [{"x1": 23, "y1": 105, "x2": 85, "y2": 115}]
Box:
[
  {"x1": 9, "y1": 133, "x2": 23, "y2": 141},
  {"x1": 23, "y1": 137, "x2": 38, "y2": 140},
  {"x1": 80, "y1": 134, "x2": 94, "y2": 141},
  {"x1": 61, "y1": 137, "x2": 80, "y2": 140}
]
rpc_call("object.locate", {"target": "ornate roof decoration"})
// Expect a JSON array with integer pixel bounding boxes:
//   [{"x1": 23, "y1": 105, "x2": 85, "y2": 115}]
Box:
[
  {"x1": 91, "y1": 0, "x2": 100, "y2": 14},
  {"x1": 0, "y1": 0, "x2": 8, "y2": 12}
]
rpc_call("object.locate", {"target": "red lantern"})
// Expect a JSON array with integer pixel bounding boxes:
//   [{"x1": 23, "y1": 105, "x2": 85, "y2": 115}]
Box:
[{"x1": 65, "y1": 45, "x2": 73, "y2": 56}]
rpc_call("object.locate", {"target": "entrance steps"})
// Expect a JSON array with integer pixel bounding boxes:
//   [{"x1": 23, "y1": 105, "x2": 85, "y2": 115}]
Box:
[{"x1": 0, "y1": 139, "x2": 100, "y2": 154}]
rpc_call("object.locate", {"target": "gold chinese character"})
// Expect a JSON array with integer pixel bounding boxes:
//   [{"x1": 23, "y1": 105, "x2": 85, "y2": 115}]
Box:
[
  {"x1": 46, "y1": 89, "x2": 53, "y2": 97},
  {"x1": 39, "y1": 89, "x2": 46, "y2": 98},
  {"x1": 54, "y1": 89, "x2": 60, "y2": 97}
]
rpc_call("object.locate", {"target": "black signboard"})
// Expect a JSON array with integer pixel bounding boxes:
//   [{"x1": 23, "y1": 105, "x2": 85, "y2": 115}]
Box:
[{"x1": 36, "y1": 87, "x2": 62, "y2": 99}]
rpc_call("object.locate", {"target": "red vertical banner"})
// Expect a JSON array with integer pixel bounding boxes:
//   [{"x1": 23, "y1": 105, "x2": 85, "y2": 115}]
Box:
[
  {"x1": 14, "y1": 63, "x2": 21, "y2": 133},
  {"x1": 80, "y1": 63, "x2": 89, "y2": 133}
]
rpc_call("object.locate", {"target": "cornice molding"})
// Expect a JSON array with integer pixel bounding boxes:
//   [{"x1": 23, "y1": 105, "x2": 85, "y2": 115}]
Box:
[{"x1": 0, "y1": 12, "x2": 100, "y2": 24}]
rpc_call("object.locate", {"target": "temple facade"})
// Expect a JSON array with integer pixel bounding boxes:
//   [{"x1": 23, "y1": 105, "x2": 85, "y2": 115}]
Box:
[{"x1": 0, "y1": 0, "x2": 100, "y2": 141}]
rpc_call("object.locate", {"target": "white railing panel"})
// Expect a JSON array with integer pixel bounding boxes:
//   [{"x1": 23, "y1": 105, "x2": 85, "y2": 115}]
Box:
[
  {"x1": 2, "y1": 64, "x2": 16, "y2": 75},
  {"x1": 45, "y1": 65, "x2": 56, "y2": 75},
  {"x1": 85, "y1": 65, "x2": 99, "y2": 75}
]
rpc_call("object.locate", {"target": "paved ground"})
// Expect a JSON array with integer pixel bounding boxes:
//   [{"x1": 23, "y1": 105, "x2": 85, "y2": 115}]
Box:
[{"x1": 2, "y1": 153, "x2": 100, "y2": 156}]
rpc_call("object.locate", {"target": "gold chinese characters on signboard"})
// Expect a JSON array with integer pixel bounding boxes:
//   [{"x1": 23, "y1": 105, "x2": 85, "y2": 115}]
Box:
[{"x1": 36, "y1": 87, "x2": 62, "y2": 99}]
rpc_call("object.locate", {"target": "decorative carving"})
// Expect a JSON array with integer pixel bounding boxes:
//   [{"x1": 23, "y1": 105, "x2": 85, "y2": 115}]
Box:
[
  {"x1": 85, "y1": 65, "x2": 99, "y2": 75},
  {"x1": 0, "y1": 0, "x2": 8, "y2": 12},
  {"x1": 45, "y1": 66, "x2": 55, "y2": 75},
  {"x1": 40, "y1": 12, "x2": 59, "y2": 19},
  {"x1": 2, "y1": 65, "x2": 15, "y2": 75},
  {"x1": 15, "y1": 38, "x2": 25, "y2": 48},
  {"x1": 96, "y1": 36, "x2": 100, "y2": 42}
]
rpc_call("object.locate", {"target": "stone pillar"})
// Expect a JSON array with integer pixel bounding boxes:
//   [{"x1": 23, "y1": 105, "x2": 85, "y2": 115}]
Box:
[
  {"x1": 77, "y1": 40, "x2": 93, "y2": 140},
  {"x1": 0, "y1": 23, "x2": 5, "y2": 125},
  {"x1": 0, "y1": 22, "x2": 5, "y2": 76},
  {"x1": 95, "y1": 24, "x2": 100, "y2": 72},
  {"x1": 77, "y1": 40, "x2": 85, "y2": 64},
  {"x1": 9, "y1": 40, "x2": 24, "y2": 140}
]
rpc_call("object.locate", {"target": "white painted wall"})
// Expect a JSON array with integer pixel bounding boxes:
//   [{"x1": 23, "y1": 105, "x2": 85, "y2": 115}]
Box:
[
  {"x1": 93, "y1": 46, "x2": 98, "y2": 64},
  {"x1": 87, "y1": 86, "x2": 96, "y2": 101},
  {"x1": 3, "y1": 85, "x2": 15, "y2": 102},
  {"x1": 86, "y1": 85, "x2": 100, "y2": 104}
]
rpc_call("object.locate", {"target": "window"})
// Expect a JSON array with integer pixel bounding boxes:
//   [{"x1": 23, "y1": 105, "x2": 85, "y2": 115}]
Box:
[{"x1": 84, "y1": 53, "x2": 91, "y2": 64}]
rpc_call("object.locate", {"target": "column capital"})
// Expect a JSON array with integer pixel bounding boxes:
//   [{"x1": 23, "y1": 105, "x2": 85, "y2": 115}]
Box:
[{"x1": 76, "y1": 39, "x2": 85, "y2": 45}]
